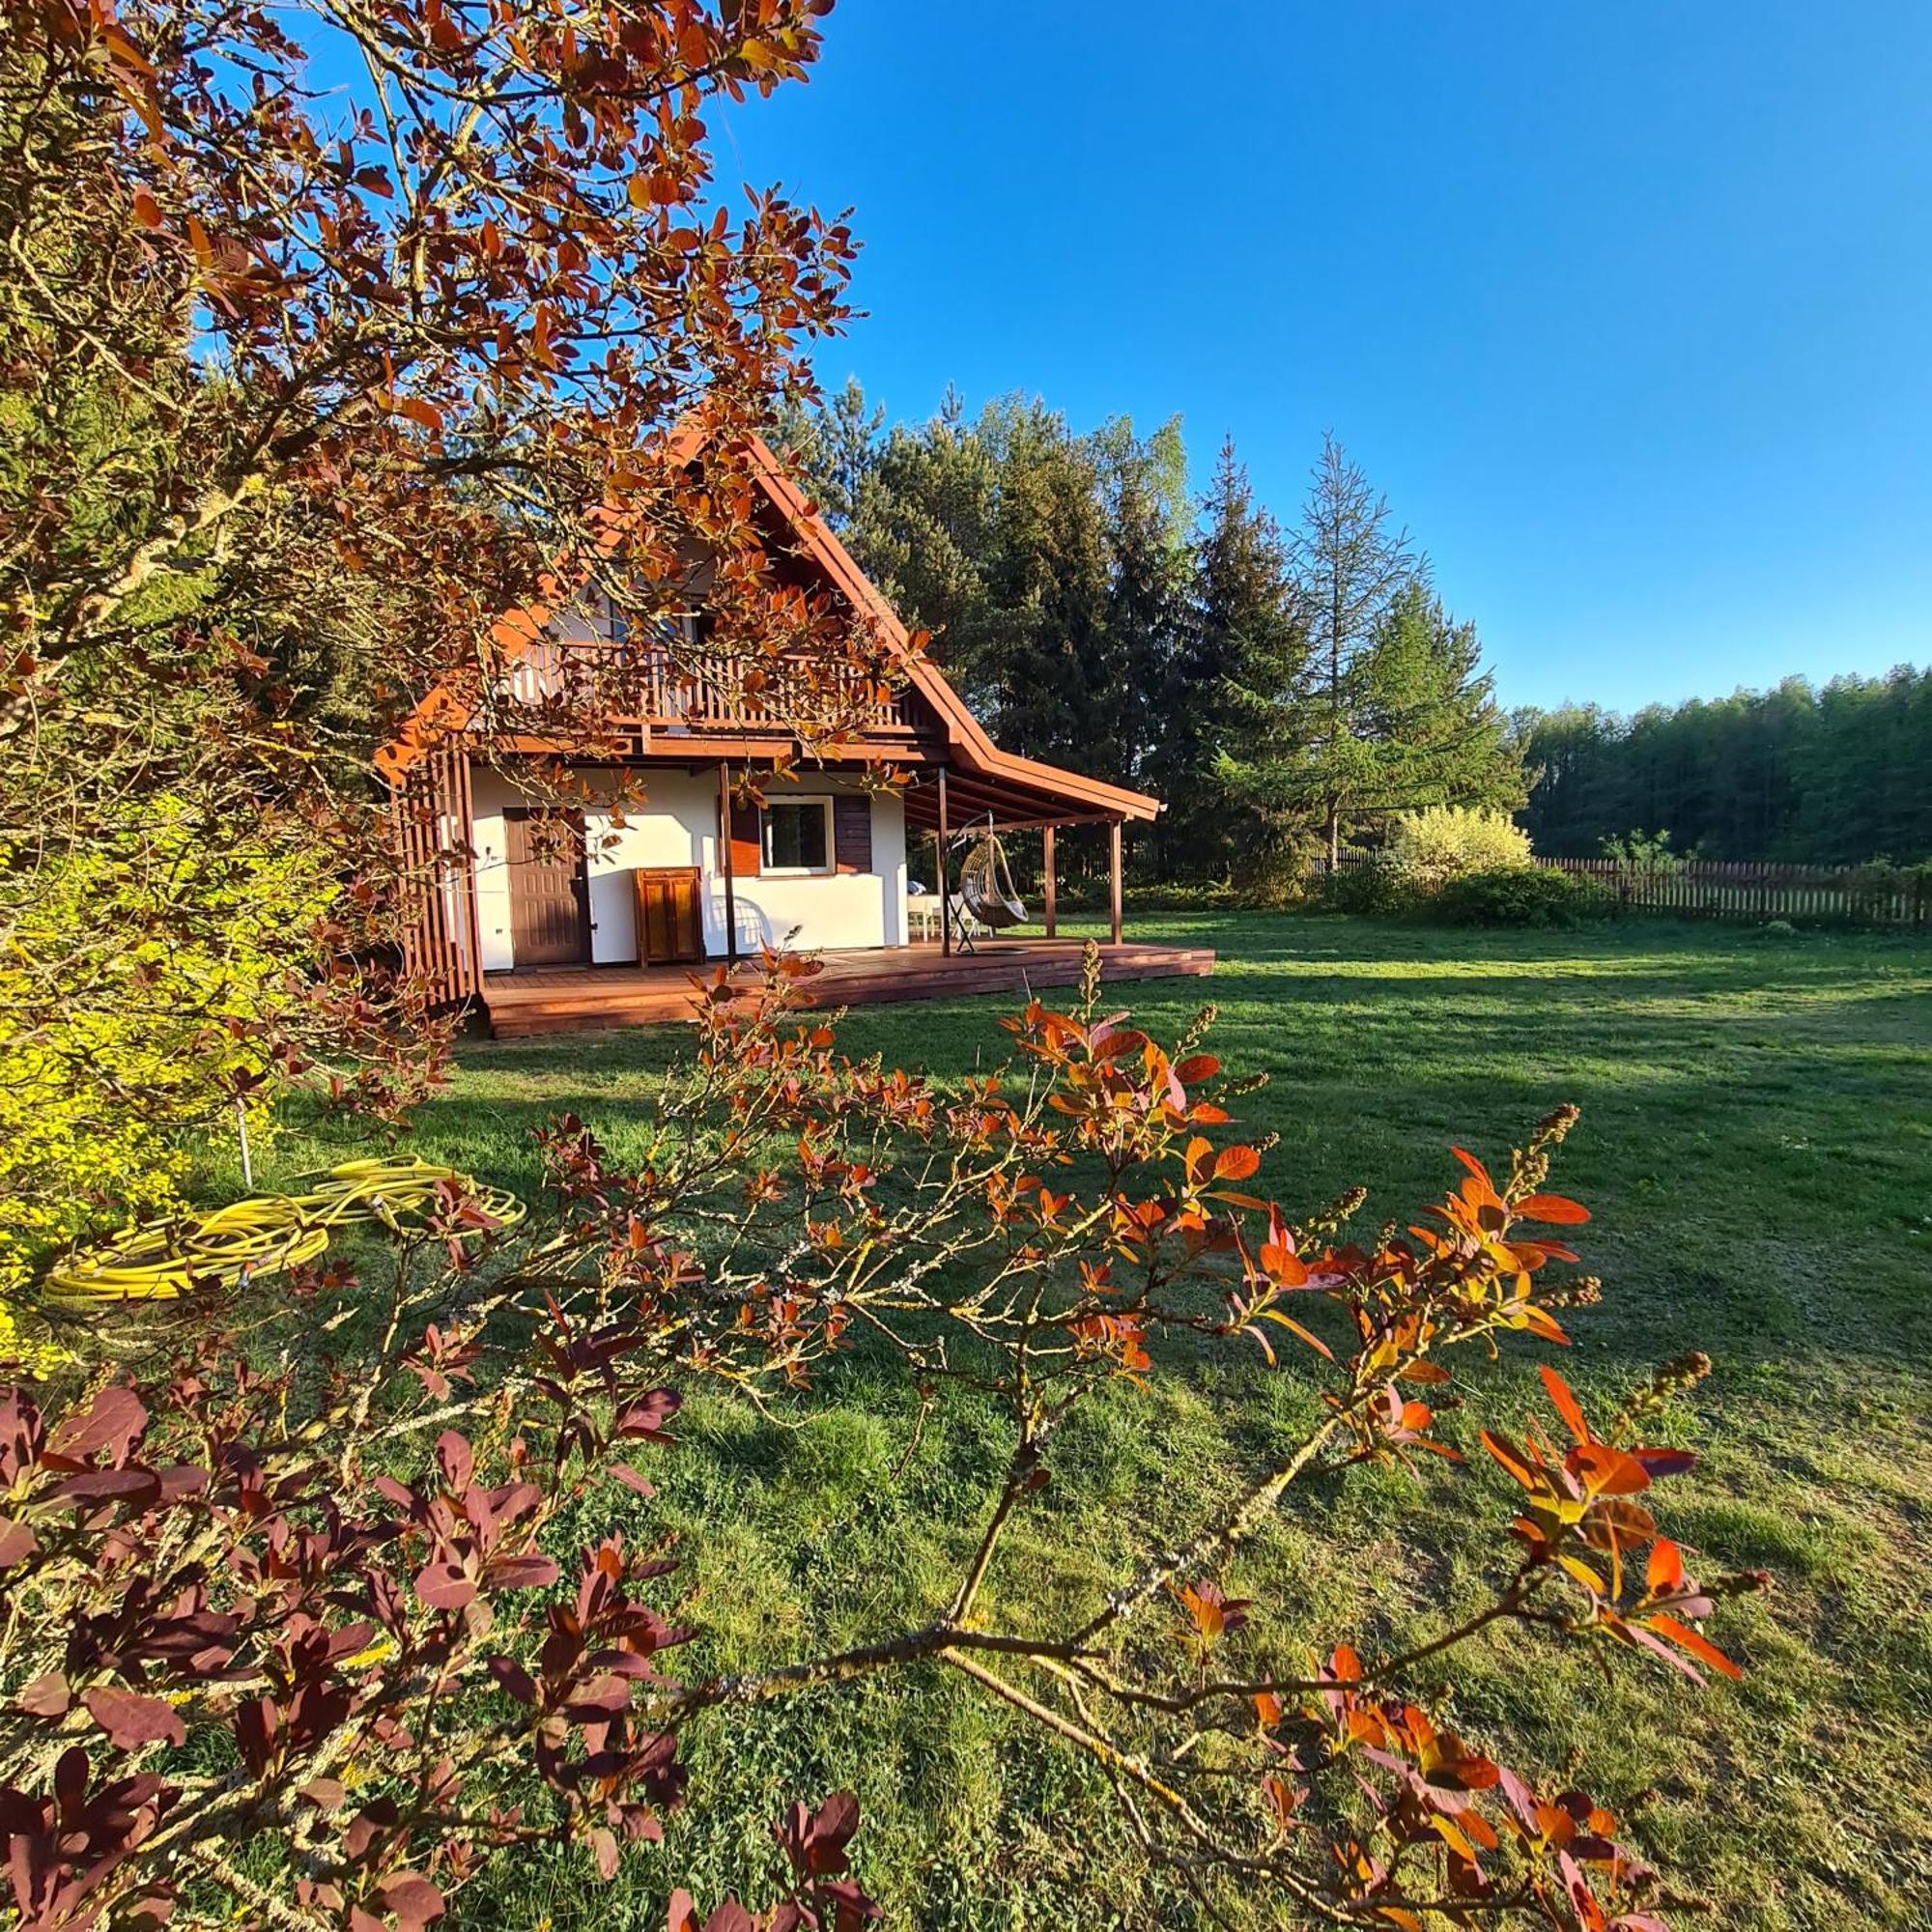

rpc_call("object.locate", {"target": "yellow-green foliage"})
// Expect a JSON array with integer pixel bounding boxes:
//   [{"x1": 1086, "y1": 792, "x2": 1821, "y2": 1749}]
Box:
[
  {"x1": 1387, "y1": 806, "x2": 1533, "y2": 886},
  {"x1": 0, "y1": 799, "x2": 329, "y2": 1313}
]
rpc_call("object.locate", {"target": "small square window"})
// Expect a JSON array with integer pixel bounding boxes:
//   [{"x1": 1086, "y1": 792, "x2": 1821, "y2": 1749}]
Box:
[{"x1": 763, "y1": 799, "x2": 833, "y2": 874}]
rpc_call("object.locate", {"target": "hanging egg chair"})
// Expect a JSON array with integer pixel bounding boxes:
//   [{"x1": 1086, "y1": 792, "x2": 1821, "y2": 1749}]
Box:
[{"x1": 955, "y1": 818, "x2": 1027, "y2": 929}]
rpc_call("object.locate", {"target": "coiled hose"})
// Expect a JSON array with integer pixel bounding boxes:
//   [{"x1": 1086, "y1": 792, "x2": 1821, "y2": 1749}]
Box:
[{"x1": 47, "y1": 1155, "x2": 526, "y2": 1303}]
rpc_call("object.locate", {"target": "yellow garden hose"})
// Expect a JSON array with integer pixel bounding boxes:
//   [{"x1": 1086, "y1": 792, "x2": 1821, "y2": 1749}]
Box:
[{"x1": 46, "y1": 1155, "x2": 526, "y2": 1303}]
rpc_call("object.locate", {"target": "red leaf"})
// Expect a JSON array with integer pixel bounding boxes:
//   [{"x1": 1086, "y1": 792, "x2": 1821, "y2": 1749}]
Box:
[
  {"x1": 614, "y1": 1389, "x2": 681, "y2": 1441},
  {"x1": 434, "y1": 1430, "x2": 472, "y2": 1492},
  {"x1": 487, "y1": 1553, "x2": 560, "y2": 1591},
  {"x1": 1214, "y1": 1145, "x2": 1262, "y2": 1181},
  {"x1": 610, "y1": 1462, "x2": 656, "y2": 1497},
  {"x1": 1648, "y1": 1614, "x2": 1743, "y2": 1681},
  {"x1": 17, "y1": 1671, "x2": 71, "y2": 1718},
  {"x1": 1647, "y1": 1539, "x2": 1685, "y2": 1595},
  {"x1": 375, "y1": 1871, "x2": 445, "y2": 1929},
  {"x1": 1480, "y1": 1429, "x2": 1541, "y2": 1489},
  {"x1": 0, "y1": 1517, "x2": 36, "y2": 1569},
  {"x1": 414, "y1": 1561, "x2": 475, "y2": 1610},
  {"x1": 49, "y1": 1385, "x2": 148, "y2": 1461},
  {"x1": 1515, "y1": 1192, "x2": 1590, "y2": 1225},
  {"x1": 44, "y1": 1467, "x2": 159, "y2": 1507},
  {"x1": 84, "y1": 1686, "x2": 185, "y2": 1750},
  {"x1": 16, "y1": 1669, "x2": 70, "y2": 1716},
  {"x1": 487, "y1": 1658, "x2": 538, "y2": 1705},
  {"x1": 1539, "y1": 1365, "x2": 1592, "y2": 1445}
]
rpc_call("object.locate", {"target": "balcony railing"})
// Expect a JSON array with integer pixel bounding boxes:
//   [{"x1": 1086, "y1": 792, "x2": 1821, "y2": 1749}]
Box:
[{"x1": 494, "y1": 638, "x2": 915, "y2": 738}]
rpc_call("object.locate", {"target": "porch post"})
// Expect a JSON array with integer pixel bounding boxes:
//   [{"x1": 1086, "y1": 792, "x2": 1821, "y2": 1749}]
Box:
[
  {"x1": 1108, "y1": 818, "x2": 1123, "y2": 947},
  {"x1": 1042, "y1": 824, "x2": 1058, "y2": 939},
  {"x1": 936, "y1": 767, "x2": 952, "y2": 957},
  {"x1": 717, "y1": 760, "x2": 738, "y2": 965},
  {"x1": 449, "y1": 749, "x2": 485, "y2": 1000}
]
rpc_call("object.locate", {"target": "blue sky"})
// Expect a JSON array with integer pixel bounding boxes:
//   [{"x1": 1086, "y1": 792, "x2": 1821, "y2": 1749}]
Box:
[{"x1": 711, "y1": 1, "x2": 1932, "y2": 713}]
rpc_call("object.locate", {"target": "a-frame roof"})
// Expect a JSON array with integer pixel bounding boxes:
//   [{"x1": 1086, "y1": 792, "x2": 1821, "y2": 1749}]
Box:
[{"x1": 379, "y1": 428, "x2": 1161, "y2": 828}]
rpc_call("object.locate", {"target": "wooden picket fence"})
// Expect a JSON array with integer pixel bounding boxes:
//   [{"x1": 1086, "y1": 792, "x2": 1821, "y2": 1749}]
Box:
[{"x1": 1321, "y1": 849, "x2": 1931, "y2": 929}]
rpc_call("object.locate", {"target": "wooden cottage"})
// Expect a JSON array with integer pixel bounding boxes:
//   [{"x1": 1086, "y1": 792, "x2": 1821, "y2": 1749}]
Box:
[{"x1": 379, "y1": 434, "x2": 1211, "y2": 1037}]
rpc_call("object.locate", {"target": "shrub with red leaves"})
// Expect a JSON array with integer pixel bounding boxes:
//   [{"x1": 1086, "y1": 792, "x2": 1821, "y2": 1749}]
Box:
[{"x1": 1, "y1": 948, "x2": 1765, "y2": 1928}]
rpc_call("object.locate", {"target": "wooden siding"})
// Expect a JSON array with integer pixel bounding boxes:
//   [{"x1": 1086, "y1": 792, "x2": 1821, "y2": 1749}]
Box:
[
  {"x1": 833, "y1": 794, "x2": 872, "y2": 875},
  {"x1": 390, "y1": 744, "x2": 482, "y2": 1009}
]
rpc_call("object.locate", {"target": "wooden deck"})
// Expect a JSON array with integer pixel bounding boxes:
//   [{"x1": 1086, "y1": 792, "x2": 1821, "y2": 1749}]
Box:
[{"x1": 481, "y1": 939, "x2": 1214, "y2": 1038}]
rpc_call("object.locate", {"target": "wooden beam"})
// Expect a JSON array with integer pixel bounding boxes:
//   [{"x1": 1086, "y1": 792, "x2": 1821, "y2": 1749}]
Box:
[
  {"x1": 1109, "y1": 819, "x2": 1123, "y2": 947},
  {"x1": 451, "y1": 750, "x2": 485, "y2": 1000},
  {"x1": 1042, "y1": 825, "x2": 1058, "y2": 939},
  {"x1": 937, "y1": 765, "x2": 951, "y2": 957},
  {"x1": 717, "y1": 761, "x2": 738, "y2": 965}
]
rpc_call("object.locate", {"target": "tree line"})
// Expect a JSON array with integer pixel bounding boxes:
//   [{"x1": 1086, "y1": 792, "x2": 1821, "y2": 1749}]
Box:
[
  {"x1": 780, "y1": 383, "x2": 1524, "y2": 879},
  {"x1": 1516, "y1": 669, "x2": 1932, "y2": 865}
]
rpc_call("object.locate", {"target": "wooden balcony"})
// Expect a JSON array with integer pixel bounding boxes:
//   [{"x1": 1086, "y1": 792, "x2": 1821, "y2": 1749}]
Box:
[{"x1": 493, "y1": 638, "x2": 923, "y2": 746}]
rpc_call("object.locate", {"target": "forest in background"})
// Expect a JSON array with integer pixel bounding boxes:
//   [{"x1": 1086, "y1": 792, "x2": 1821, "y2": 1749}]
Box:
[
  {"x1": 781, "y1": 382, "x2": 1932, "y2": 877},
  {"x1": 1515, "y1": 674, "x2": 1932, "y2": 865},
  {"x1": 779, "y1": 382, "x2": 1523, "y2": 880}
]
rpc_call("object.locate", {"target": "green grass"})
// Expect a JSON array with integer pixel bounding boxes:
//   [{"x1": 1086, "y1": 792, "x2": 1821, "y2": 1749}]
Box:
[{"x1": 231, "y1": 915, "x2": 1932, "y2": 1928}]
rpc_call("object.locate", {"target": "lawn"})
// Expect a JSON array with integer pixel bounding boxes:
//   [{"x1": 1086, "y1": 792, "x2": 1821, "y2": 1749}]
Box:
[{"x1": 238, "y1": 914, "x2": 1932, "y2": 1929}]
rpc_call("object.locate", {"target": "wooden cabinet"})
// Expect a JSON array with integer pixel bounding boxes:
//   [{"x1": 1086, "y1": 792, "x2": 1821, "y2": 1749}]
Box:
[{"x1": 633, "y1": 867, "x2": 704, "y2": 964}]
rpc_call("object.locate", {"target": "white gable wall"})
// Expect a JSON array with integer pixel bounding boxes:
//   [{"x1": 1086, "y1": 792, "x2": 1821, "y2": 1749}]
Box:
[{"x1": 467, "y1": 764, "x2": 906, "y2": 972}]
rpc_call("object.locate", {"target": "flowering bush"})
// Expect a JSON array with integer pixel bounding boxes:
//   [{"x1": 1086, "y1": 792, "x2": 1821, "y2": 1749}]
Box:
[
  {"x1": 0, "y1": 948, "x2": 1761, "y2": 1929},
  {"x1": 1389, "y1": 807, "x2": 1535, "y2": 886}
]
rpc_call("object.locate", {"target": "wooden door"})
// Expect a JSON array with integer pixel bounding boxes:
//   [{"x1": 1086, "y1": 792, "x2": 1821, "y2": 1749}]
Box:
[
  {"x1": 634, "y1": 867, "x2": 704, "y2": 963},
  {"x1": 504, "y1": 809, "x2": 589, "y2": 966}
]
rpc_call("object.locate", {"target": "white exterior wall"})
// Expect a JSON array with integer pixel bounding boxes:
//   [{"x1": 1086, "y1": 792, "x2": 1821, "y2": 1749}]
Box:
[{"x1": 467, "y1": 764, "x2": 906, "y2": 972}]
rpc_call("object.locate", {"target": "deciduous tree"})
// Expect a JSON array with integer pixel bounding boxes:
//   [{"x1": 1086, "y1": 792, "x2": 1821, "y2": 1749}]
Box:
[{"x1": 0, "y1": 0, "x2": 867, "y2": 1288}]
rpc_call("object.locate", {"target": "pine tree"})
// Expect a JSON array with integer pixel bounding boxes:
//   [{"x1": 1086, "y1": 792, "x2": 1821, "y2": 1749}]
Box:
[
  {"x1": 773, "y1": 375, "x2": 884, "y2": 532},
  {"x1": 840, "y1": 408, "x2": 1001, "y2": 712}
]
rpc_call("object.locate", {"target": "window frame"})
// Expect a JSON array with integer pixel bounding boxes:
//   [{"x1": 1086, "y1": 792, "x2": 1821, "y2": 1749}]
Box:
[{"x1": 759, "y1": 795, "x2": 837, "y2": 877}]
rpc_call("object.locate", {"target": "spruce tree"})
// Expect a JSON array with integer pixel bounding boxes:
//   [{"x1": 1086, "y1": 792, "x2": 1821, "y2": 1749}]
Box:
[
  {"x1": 1292, "y1": 434, "x2": 1418, "y2": 862},
  {"x1": 1094, "y1": 416, "x2": 1191, "y2": 803},
  {"x1": 1152, "y1": 440, "x2": 1307, "y2": 880},
  {"x1": 839, "y1": 408, "x2": 1001, "y2": 713},
  {"x1": 1350, "y1": 581, "x2": 1525, "y2": 821},
  {"x1": 976, "y1": 397, "x2": 1115, "y2": 772}
]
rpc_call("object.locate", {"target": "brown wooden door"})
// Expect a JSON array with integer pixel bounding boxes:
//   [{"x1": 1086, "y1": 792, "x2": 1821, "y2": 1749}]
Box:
[
  {"x1": 634, "y1": 867, "x2": 704, "y2": 963},
  {"x1": 504, "y1": 809, "x2": 589, "y2": 966}
]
